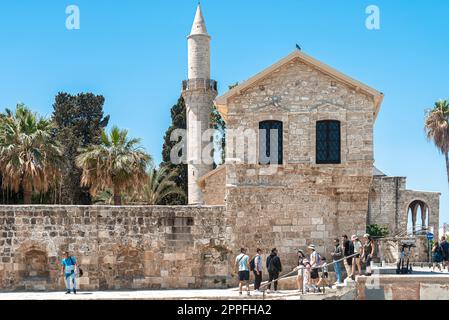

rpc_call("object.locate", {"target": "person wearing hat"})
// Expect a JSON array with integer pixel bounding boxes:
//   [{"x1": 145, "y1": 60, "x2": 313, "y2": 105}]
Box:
[
  {"x1": 350, "y1": 235, "x2": 363, "y2": 279},
  {"x1": 307, "y1": 244, "x2": 320, "y2": 286},
  {"x1": 362, "y1": 234, "x2": 375, "y2": 276}
]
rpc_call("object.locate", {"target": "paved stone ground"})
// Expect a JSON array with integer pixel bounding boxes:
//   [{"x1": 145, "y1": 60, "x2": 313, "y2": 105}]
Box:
[
  {"x1": 0, "y1": 289, "x2": 310, "y2": 300},
  {"x1": 0, "y1": 267, "x2": 446, "y2": 300}
]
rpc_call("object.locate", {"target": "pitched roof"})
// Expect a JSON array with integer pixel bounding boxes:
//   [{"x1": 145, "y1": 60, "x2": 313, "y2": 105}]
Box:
[
  {"x1": 214, "y1": 50, "x2": 384, "y2": 122},
  {"x1": 373, "y1": 166, "x2": 386, "y2": 176},
  {"x1": 197, "y1": 165, "x2": 225, "y2": 189}
]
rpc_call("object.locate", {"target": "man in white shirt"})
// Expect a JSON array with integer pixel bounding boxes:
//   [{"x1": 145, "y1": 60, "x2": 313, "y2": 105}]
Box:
[
  {"x1": 234, "y1": 248, "x2": 250, "y2": 296},
  {"x1": 307, "y1": 244, "x2": 320, "y2": 287}
]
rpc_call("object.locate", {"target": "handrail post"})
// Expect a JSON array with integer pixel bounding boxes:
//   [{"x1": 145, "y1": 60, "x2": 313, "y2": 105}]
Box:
[
  {"x1": 322, "y1": 266, "x2": 325, "y2": 294},
  {"x1": 301, "y1": 267, "x2": 304, "y2": 295}
]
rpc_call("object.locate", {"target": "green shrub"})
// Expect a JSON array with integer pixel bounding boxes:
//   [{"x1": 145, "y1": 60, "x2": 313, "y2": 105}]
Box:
[{"x1": 366, "y1": 224, "x2": 389, "y2": 238}]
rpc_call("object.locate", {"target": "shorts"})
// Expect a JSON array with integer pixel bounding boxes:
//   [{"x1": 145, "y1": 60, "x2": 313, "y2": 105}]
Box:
[
  {"x1": 323, "y1": 272, "x2": 328, "y2": 278},
  {"x1": 311, "y1": 269, "x2": 319, "y2": 279},
  {"x1": 345, "y1": 257, "x2": 353, "y2": 266},
  {"x1": 238, "y1": 271, "x2": 250, "y2": 281}
]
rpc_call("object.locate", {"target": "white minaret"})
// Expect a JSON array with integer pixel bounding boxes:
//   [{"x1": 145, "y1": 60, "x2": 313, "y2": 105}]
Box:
[{"x1": 182, "y1": 3, "x2": 217, "y2": 204}]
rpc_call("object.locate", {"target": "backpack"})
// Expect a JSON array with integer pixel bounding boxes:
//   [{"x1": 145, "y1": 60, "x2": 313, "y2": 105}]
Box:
[
  {"x1": 437, "y1": 245, "x2": 444, "y2": 257},
  {"x1": 267, "y1": 255, "x2": 277, "y2": 272},
  {"x1": 249, "y1": 256, "x2": 256, "y2": 271},
  {"x1": 313, "y1": 251, "x2": 321, "y2": 265},
  {"x1": 70, "y1": 256, "x2": 83, "y2": 277}
]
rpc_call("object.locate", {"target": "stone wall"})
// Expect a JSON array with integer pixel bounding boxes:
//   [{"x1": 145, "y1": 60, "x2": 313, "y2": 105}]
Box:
[
  {"x1": 0, "y1": 205, "x2": 230, "y2": 292},
  {"x1": 201, "y1": 166, "x2": 226, "y2": 205},
  {"x1": 356, "y1": 275, "x2": 449, "y2": 300},
  {"x1": 368, "y1": 176, "x2": 405, "y2": 235}
]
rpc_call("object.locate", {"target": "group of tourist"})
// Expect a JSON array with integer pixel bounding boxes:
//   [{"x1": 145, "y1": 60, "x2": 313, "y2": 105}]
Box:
[
  {"x1": 431, "y1": 236, "x2": 449, "y2": 272},
  {"x1": 295, "y1": 234, "x2": 375, "y2": 293},
  {"x1": 234, "y1": 247, "x2": 282, "y2": 296},
  {"x1": 234, "y1": 234, "x2": 376, "y2": 295}
]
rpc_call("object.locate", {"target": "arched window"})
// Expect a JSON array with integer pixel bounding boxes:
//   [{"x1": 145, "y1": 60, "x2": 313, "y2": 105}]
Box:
[
  {"x1": 316, "y1": 120, "x2": 341, "y2": 164},
  {"x1": 259, "y1": 120, "x2": 283, "y2": 165}
]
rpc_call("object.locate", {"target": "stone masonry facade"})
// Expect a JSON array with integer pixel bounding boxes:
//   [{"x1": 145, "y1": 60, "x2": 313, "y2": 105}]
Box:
[
  {"x1": 212, "y1": 56, "x2": 376, "y2": 272},
  {"x1": 200, "y1": 166, "x2": 226, "y2": 206}
]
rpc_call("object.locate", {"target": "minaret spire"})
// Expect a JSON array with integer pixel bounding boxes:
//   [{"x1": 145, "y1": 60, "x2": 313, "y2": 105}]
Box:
[{"x1": 190, "y1": 2, "x2": 209, "y2": 36}]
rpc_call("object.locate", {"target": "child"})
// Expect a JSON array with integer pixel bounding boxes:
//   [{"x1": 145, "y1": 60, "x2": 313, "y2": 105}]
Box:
[
  {"x1": 317, "y1": 257, "x2": 332, "y2": 289},
  {"x1": 303, "y1": 260, "x2": 318, "y2": 293}
]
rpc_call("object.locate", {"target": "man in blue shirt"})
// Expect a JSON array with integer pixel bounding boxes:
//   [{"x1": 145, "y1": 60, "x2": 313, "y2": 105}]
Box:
[
  {"x1": 61, "y1": 251, "x2": 78, "y2": 294},
  {"x1": 234, "y1": 248, "x2": 250, "y2": 296}
]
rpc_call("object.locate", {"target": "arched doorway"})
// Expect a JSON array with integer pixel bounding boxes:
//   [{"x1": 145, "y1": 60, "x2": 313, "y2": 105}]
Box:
[{"x1": 407, "y1": 200, "x2": 429, "y2": 235}]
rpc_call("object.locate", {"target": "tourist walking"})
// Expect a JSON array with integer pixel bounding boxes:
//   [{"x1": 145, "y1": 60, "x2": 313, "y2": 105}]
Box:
[
  {"x1": 266, "y1": 248, "x2": 282, "y2": 293},
  {"x1": 331, "y1": 238, "x2": 343, "y2": 284},
  {"x1": 294, "y1": 249, "x2": 307, "y2": 292},
  {"x1": 60, "y1": 251, "x2": 78, "y2": 294},
  {"x1": 252, "y1": 248, "x2": 263, "y2": 292},
  {"x1": 307, "y1": 244, "x2": 320, "y2": 286},
  {"x1": 440, "y1": 236, "x2": 449, "y2": 271},
  {"x1": 341, "y1": 234, "x2": 353, "y2": 281},
  {"x1": 234, "y1": 248, "x2": 251, "y2": 296},
  {"x1": 432, "y1": 241, "x2": 444, "y2": 272},
  {"x1": 362, "y1": 234, "x2": 375, "y2": 276},
  {"x1": 350, "y1": 235, "x2": 363, "y2": 279}
]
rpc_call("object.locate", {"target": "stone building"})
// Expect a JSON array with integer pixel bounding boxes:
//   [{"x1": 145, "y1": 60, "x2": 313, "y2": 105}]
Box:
[
  {"x1": 0, "y1": 3, "x2": 440, "y2": 291},
  {"x1": 194, "y1": 3, "x2": 439, "y2": 260}
]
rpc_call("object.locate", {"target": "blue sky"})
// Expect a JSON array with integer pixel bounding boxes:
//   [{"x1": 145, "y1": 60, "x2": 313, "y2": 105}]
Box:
[{"x1": 0, "y1": 1, "x2": 448, "y2": 225}]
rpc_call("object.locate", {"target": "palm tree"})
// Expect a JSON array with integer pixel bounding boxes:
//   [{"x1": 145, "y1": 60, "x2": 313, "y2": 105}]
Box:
[
  {"x1": 76, "y1": 126, "x2": 151, "y2": 205},
  {"x1": 425, "y1": 99, "x2": 449, "y2": 189},
  {"x1": 0, "y1": 104, "x2": 63, "y2": 204},
  {"x1": 92, "y1": 189, "x2": 133, "y2": 205},
  {"x1": 132, "y1": 165, "x2": 186, "y2": 205}
]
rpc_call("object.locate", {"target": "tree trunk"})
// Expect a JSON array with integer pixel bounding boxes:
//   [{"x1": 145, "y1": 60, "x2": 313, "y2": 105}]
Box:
[
  {"x1": 23, "y1": 183, "x2": 32, "y2": 204},
  {"x1": 113, "y1": 187, "x2": 122, "y2": 206}
]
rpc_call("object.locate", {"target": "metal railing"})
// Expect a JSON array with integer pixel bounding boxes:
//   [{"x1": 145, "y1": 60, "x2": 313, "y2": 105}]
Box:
[
  {"x1": 398, "y1": 225, "x2": 430, "y2": 237},
  {"x1": 260, "y1": 252, "x2": 361, "y2": 300}
]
